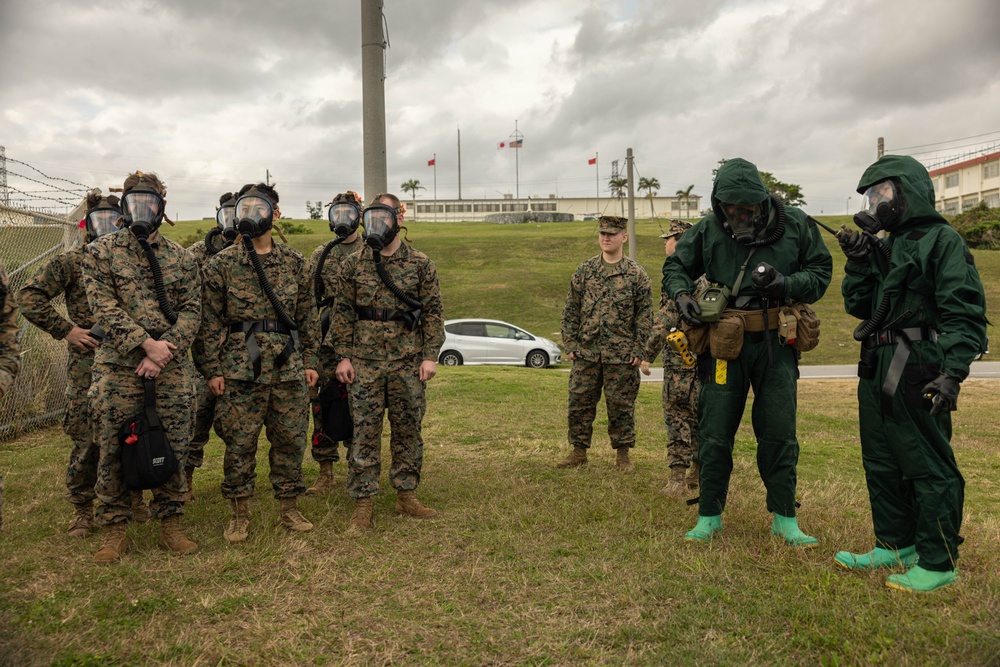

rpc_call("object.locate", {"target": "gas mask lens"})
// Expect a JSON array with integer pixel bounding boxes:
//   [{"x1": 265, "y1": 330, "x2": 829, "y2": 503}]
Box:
[
  {"x1": 123, "y1": 191, "x2": 164, "y2": 226},
  {"x1": 723, "y1": 203, "x2": 762, "y2": 237},
  {"x1": 236, "y1": 196, "x2": 273, "y2": 225},
  {"x1": 85, "y1": 209, "x2": 120, "y2": 239},
  {"x1": 362, "y1": 205, "x2": 399, "y2": 250},
  {"x1": 216, "y1": 203, "x2": 237, "y2": 241},
  {"x1": 861, "y1": 181, "x2": 898, "y2": 215},
  {"x1": 329, "y1": 202, "x2": 360, "y2": 236}
]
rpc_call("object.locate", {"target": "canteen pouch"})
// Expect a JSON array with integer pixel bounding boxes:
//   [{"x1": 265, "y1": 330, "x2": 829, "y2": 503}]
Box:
[
  {"x1": 789, "y1": 302, "x2": 820, "y2": 352},
  {"x1": 709, "y1": 314, "x2": 745, "y2": 360},
  {"x1": 119, "y1": 379, "x2": 178, "y2": 490},
  {"x1": 778, "y1": 309, "x2": 798, "y2": 346},
  {"x1": 681, "y1": 321, "x2": 710, "y2": 355},
  {"x1": 695, "y1": 286, "x2": 730, "y2": 324}
]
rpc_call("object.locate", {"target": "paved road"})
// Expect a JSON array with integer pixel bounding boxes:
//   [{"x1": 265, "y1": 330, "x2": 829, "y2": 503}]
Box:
[{"x1": 639, "y1": 360, "x2": 1000, "y2": 382}]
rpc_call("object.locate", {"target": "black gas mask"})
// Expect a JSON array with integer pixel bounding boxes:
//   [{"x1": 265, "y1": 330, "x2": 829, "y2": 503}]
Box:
[
  {"x1": 362, "y1": 204, "x2": 400, "y2": 252},
  {"x1": 854, "y1": 179, "x2": 903, "y2": 234},
  {"x1": 721, "y1": 200, "x2": 768, "y2": 245},
  {"x1": 85, "y1": 197, "x2": 122, "y2": 242},
  {"x1": 217, "y1": 199, "x2": 238, "y2": 243},
  {"x1": 121, "y1": 187, "x2": 165, "y2": 241},
  {"x1": 235, "y1": 191, "x2": 275, "y2": 238},
  {"x1": 329, "y1": 201, "x2": 361, "y2": 238}
]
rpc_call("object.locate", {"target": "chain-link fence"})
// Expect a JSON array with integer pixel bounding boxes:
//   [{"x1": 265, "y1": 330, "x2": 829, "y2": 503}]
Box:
[{"x1": 0, "y1": 204, "x2": 82, "y2": 439}]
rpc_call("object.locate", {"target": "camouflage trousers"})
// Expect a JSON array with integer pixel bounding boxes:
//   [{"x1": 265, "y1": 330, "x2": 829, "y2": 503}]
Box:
[
  {"x1": 215, "y1": 379, "x2": 308, "y2": 500},
  {"x1": 89, "y1": 362, "x2": 194, "y2": 526},
  {"x1": 347, "y1": 356, "x2": 426, "y2": 499},
  {"x1": 567, "y1": 358, "x2": 640, "y2": 450},
  {"x1": 64, "y1": 352, "x2": 98, "y2": 506},
  {"x1": 189, "y1": 373, "x2": 217, "y2": 469},
  {"x1": 662, "y1": 364, "x2": 700, "y2": 468}
]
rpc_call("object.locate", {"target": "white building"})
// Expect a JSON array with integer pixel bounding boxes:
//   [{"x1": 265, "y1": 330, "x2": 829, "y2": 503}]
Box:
[
  {"x1": 404, "y1": 193, "x2": 702, "y2": 222},
  {"x1": 929, "y1": 150, "x2": 1000, "y2": 215}
]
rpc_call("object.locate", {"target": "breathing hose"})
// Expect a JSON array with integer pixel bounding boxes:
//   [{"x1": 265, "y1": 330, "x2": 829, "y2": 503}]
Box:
[
  {"x1": 242, "y1": 235, "x2": 298, "y2": 332},
  {"x1": 313, "y1": 236, "x2": 346, "y2": 309},
  {"x1": 372, "y1": 252, "x2": 422, "y2": 311},
  {"x1": 137, "y1": 237, "x2": 178, "y2": 325}
]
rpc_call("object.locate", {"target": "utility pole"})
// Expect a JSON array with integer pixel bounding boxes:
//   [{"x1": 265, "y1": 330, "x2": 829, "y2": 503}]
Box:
[
  {"x1": 594, "y1": 151, "x2": 599, "y2": 215},
  {"x1": 266, "y1": 169, "x2": 271, "y2": 187},
  {"x1": 0, "y1": 146, "x2": 8, "y2": 207},
  {"x1": 457, "y1": 126, "x2": 462, "y2": 200},
  {"x1": 361, "y1": 0, "x2": 388, "y2": 198},
  {"x1": 877, "y1": 137, "x2": 885, "y2": 159},
  {"x1": 626, "y1": 148, "x2": 636, "y2": 260},
  {"x1": 509, "y1": 120, "x2": 523, "y2": 204},
  {"x1": 432, "y1": 153, "x2": 437, "y2": 222}
]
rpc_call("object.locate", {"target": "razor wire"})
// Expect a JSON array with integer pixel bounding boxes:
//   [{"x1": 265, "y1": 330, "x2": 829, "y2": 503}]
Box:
[{"x1": 0, "y1": 203, "x2": 82, "y2": 439}]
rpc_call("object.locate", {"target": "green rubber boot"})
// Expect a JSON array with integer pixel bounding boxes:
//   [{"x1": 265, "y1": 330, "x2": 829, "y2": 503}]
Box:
[
  {"x1": 771, "y1": 514, "x2": 818, "y2": 548},
  {"x1": 886, "y1": 565, "x2": 958, "y2": 592},
  {"x1": 834, "y1": 545, "x2": 917, "y2": 570},
  {"x1": 684, "y1": 515, "x2": 722, "y2": 542}
]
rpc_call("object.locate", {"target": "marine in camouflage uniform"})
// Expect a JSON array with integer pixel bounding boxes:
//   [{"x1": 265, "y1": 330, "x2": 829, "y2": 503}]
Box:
[
  {"x1": 642, "y1": 220, "x2": 708, "y2": 496},
  {"x1": 0, "y1": 263, "x2": 22, "y2": 531},
  {"x1": 558, "y1": 216, "x2": 653, "y2": 471},
  {"x1": 330, "y1": 193, "x2": 444, "y2": 531},
  {"x1": 195, "y1": 183, "x2": 318, "y2": 542},
  {"x1": 82, "y1": 170, "x2": 200, "y2": 563}
]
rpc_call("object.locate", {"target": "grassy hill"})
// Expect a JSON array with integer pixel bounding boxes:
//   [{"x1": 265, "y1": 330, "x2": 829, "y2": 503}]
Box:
[{"x1": 161, "y1": 216, "x2": 999, "y2": 366}]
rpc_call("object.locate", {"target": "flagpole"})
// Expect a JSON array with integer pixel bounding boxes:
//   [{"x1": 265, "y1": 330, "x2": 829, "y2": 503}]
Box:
[
  {"x1": 509, "y1": 120, "x2": 524, "y2": 205},
  {"x1": 433, "y1": 152, "x2": 437, "y2": 222},
  {"x1": 457, "y1": 126, "x2": 462, "y2": 201},
  {"x1": 595, "y1": 152, "x2": 599, "y2": 215}
]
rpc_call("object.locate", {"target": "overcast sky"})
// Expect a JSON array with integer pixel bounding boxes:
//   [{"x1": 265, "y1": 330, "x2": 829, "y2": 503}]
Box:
[{"x1": 2, "y1": 0, "x2": 999, "y2": 221}]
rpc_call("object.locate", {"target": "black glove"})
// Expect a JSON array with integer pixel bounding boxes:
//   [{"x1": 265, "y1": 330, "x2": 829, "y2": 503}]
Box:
[
  {"x1": 676, "y1": 294, "x2": 702, "y2": 327},
  {"x1": 921, "y1": 373, "x2": 960, "y2": 416},
  {"x1": 838, "y1": 230, "x2": 871, "y2": 264},
  {"x1": 750, "y1": 262, "x2": 785, "y2": 299}
]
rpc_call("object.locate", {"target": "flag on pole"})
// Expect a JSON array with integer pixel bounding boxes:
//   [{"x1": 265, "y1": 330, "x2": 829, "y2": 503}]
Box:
[
  {"x1": 588, "y1": 157, "x2": 597, "y2": 165},
  {"x1": 509, "y1": 139, "x2": 523, "y2": 148},
  {"x1": 497, "y1": 141, "x2": 507, "y2": 149},
  {"x1": 427, "y1": 158, "x2": 436, "y2": 166}
]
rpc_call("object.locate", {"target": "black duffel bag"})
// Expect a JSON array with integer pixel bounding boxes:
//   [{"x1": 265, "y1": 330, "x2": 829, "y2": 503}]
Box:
[{"x1": 119, "y1": 378, "x2": 178, "y2": 490}]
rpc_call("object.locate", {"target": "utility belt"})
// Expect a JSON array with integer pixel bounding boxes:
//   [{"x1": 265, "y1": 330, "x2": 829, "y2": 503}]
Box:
[
  {"x1": 684, "y1": 303, "x2": 820, "y2": 361},
  {"x1": 353, "y1": 305, "x2": 422, "y2": 332},
  {"x1": 726, "y1": 308, "x2": 781, "y2": 333},
  {"x1": 229, "y1": 320, "x2": 299, "y2": 380},
  {"x1": 858, "y1": 326, "x2": 938, "y2": 417}
]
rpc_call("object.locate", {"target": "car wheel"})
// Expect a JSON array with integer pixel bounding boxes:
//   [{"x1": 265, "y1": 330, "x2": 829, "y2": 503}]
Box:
[
  {"x1": 526, "y1": 350, "x2": 549, "y2": 369},
  {"x1": 440, "y1": 350, "x2": 463, "y2": 366}
]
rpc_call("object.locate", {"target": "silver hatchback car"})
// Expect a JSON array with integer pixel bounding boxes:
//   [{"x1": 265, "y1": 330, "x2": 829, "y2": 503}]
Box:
[{"x1": 439, "y1": 319, "x2": 562, "y2": 368}]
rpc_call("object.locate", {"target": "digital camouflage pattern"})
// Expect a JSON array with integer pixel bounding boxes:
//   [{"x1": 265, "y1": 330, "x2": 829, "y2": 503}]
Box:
[
  {"x1": 561, "y1": 255, "x2": 653, "y2": 364},
  {"x1": 644, "y1": 275, "x2": 709, "y2": 468},
  {"x1": 0, "y1": 263, "x2": 21, "y2": 529},
  {"x1": 562, "y1": 255, "x2": 652, "y2": 450},
  {"x1": 195, "y1": 242, "x2": 318, "y2": 383},
  {"x1": 195, "y1": 240, "x2": 317, "y2": 501},
  {"x1": 186, "y1": 239, "x2": 223, "y2": 469},
  {"x1": 82, "y1": 229, "x2": 201, "y2": 525},
  {"x1": 330, "y1": 242, "x2": 444, "y2": 499},
  {"x1": 215, "y1": 379, "x2": 308, "y2": 499},
  {"x1": 308, "y1": 236, "x2": 363, "y2": 463},
  {"x1": 18, "y1": 244, "x2": 100, "y2": 505}
]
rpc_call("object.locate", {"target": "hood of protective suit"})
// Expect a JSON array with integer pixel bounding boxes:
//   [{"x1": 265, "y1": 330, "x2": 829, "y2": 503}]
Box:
[
  {"x1": 710, "y1": 158, "x2": 771, "y2": 220},
  {"x1": 856, "y1": 154, "x2": 946, "y2": 229}
]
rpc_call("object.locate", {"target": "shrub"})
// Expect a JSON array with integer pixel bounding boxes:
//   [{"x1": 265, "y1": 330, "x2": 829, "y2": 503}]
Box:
[{"x1": 950, "y1": 201, "x2": 1000, "y2": 250}]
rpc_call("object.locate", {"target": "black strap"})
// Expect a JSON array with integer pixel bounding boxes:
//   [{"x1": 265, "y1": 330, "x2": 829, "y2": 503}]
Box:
[
  {"x1": 875, "y1": 327, "x2": 939, "y2": 417},
  {"x1": 143, "y1": 378, "x2": 161, "y2": 429},
  {"x1": 228, "y1": 320, "x2": 296, "y2": 380},
  {"x1": 353, "y1": 305, "x2": 403, "y2": 322}
]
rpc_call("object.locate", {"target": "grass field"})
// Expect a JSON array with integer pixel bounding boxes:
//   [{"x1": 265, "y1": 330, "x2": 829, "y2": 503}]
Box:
[
  {"x1": 1, "y1": 368, "x2": 998, "y2": 665},
  {"x1": 161, "y1": 216, "x2": 998, "y2": 367}
]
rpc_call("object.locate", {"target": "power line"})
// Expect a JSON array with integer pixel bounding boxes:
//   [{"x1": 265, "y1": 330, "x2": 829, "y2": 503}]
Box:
[{"x1": 887, "y1": 130, "x2": 1000, "y2": 152}]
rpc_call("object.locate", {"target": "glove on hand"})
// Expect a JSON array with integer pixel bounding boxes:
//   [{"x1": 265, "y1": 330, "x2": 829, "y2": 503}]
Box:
[
  {"x1": 921, "y1": 373, "x2": 961, "y2": 416},
  {"x1": 676, "y1": 294, "x2": 702, "y2": 327},
  {"x1": 839, "y1": 230, "x2": 871, "y2": 264},
  {"x1": 751, "y1": 262, "x2": 786, "y2": 299}
]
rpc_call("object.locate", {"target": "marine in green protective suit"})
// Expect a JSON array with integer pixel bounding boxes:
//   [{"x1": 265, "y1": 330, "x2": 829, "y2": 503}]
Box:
[
  {"x1": 662, "y1": 158, "x2": 832, "y2": 547},
  {"x1": 834, "y1": 155, "x2": 988, "y2": 592}
]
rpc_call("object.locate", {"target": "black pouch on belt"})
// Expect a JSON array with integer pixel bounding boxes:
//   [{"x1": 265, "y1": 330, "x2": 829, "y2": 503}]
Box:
[{"x1": 119, "y1": 378, "x2": 179, "y2": 490}]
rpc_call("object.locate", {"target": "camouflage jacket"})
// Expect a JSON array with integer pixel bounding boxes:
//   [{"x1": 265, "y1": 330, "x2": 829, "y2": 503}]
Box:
[
  {"x1": 561, "y1": 255, "x2": 653, "y2": 363},
  {"x1": 644, "y1": 274, "x2": 709, "y2": 367},
  {"x1": 186, "y1": 239, "x2": 217, "y2": 270},
  {"x1": 310, "y1": 236, "x2": 363, "y2": 309},
  {"x1": 18, "y1": 245, "x2": 96, "y2": 355},
  {"x1": 196, "y1": 241, "x2": 319, "y2": 383},
  {"x1": 82, "y1": 229, "x2": 201, "y2": 369},
  {"x1": 330, "y1": 242, "x2": 445, "y2": 363},
  {"x1": 0, "y1": 264, "x2": 21, "y2": 396}
]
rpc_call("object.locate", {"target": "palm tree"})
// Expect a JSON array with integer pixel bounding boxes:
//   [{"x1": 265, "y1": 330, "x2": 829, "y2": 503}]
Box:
[
  {"x1": 400, "y1": 179, "x2": 425, "y2": 221},
  {"x1": 608, "y1": 176, "x2": 628, "y2": 217},
  {"x1": 638, "y1": 176, "x2": 660, "y2": 221},
  {"x1": 675, "y1": 184, "x2": 695, "y2": 219}
]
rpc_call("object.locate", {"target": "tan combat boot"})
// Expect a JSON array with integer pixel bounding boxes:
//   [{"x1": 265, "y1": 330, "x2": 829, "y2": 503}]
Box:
[
  {"x1": 615, "y1": 447, "x2": 634, "y2": 472},
  {"x1": 279, "y1": 497, "x2": 314, "y2": 532},
  {"x1": 223, "y1": 498, "x2": 251, "y2": 543},
  {"x1": 305, "y1": 461, "x2": 334, "y2": 496},
  {"x1": 93, "y1": 523, "x2": 128, "y2": 564},
  {"x1": 661, "y1": 465, "x2": 688, "y2": 498},
  {"x1": 184, "y1": 466, "x2": 195, "y2": 502},
  {"x1": 556, "y1": 446, "x2": 588, "y2": 469},
  {"x1": 395, "y1": 490, "x2": 438, "y2": 519},
  {"x1": 131, "y1": 491, "x2": 151, "y2": 523},
  {"x1": 687, "y1": 460, "x2": 700, "y2": 491},
  {"x1": 67, "y1": 503, "x2": 94, "y2": 539},
  {"x1": 346, "y1": 497, "x2": 374, "y2": 534},
  {"x1": 158, "y1": 515, "x2": 198, "y2": 555}
]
